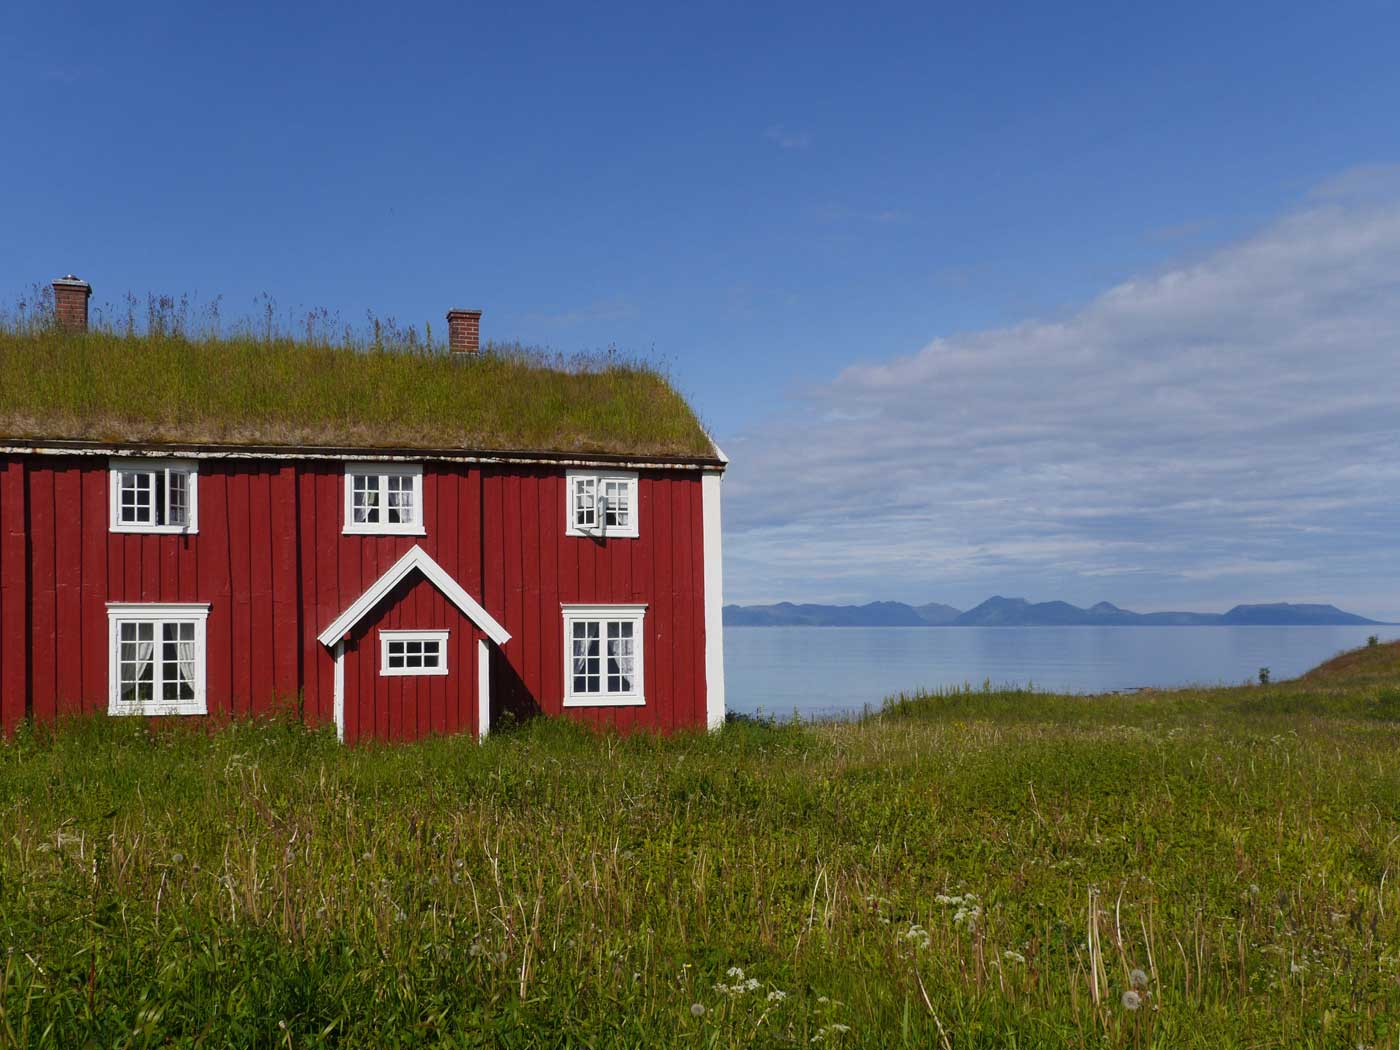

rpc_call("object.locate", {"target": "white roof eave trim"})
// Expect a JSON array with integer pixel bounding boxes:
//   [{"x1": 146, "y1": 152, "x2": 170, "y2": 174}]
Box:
[{"x1": 316, "y1": 545, "x2": 510, "y2": 649}]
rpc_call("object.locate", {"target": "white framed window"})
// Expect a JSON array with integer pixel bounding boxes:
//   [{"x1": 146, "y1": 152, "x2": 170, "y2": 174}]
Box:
[
  {"x1": 566, "y1": 470, "x2": 639, "y2": 538},
  {"x1": 109, "y1": 458, "x2": 198, "y2": 534},
  {"x1": 380, "y1": 629, "x2": 449, "y2": 676},
  {"x1": 106, "y1": 603, "x2": 210, "y2": 716},
  {"x1": 344, "y1": 462, "x2": 425, "y2": 535},
  {"x1": 562, "y1": 604, "x2": 645, "y2": 706}
]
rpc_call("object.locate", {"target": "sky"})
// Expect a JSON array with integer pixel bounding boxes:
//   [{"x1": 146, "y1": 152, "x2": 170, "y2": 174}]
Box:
[{"x1": 4, "y1": 2, "x2": 1400, "y2": 616}]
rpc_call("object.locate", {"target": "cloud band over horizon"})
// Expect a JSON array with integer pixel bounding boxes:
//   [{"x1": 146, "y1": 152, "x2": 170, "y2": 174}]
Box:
[{"x1": 721, "y1": 167, "x2": 1400, "y2": 620}]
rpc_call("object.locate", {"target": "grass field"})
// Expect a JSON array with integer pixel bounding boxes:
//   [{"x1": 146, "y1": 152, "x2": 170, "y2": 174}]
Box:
[{"x1": 4, "y1": 643, "x2": 1400, "y2": 1047}]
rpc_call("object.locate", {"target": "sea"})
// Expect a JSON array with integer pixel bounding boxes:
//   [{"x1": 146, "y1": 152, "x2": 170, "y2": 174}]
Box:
[{"x1": 723, "y1": 624, "x2": 1400, "y2": 719}]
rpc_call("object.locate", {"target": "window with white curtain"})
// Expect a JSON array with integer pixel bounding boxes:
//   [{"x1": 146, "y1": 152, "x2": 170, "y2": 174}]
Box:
[
  {"x1": 562, "y1": 604, "x2": 646, "y2": 706},
  {"x1": 109, "y1": 458, "x2": 198, "y2": 533},
  {"x1": 565, "y1": 470, "x2": 639, "y2": 538},
  {"x1": 107, "y1": 604, "x2": 210, "y2": 715},
  {"x1": 343, "y1": 463, "x2": 424, "y2": 534}
]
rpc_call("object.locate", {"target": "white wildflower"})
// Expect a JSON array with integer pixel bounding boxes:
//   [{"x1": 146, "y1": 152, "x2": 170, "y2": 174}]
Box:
[
  {"x1": 767, "y1": 989, "x2": 787, "y2": 1002},
  {"x1": 1003, "y1": 950, "x2": 1026, "y2": 964},
  {"x1": 952, "y1": 904, "x2": 981, "y2": 930},
  {"x1": 902, "y1": 924, "x2": 931, "y2": 950}
]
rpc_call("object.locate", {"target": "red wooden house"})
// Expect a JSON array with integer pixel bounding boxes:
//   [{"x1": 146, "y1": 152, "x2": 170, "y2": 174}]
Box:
[{"x1": 0, "y1": 277, "x2": 727, "y2": 743}]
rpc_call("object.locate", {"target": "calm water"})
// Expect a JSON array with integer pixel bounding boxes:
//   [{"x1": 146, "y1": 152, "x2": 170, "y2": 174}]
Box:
[{"x1": 724, "y1": 625, "x2": 1400, "y2": 718}]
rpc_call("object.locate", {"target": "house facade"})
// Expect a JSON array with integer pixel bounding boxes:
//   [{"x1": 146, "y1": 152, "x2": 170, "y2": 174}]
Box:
[{"x1": 0, "y1": 279, "x2": 727, "y2": 743}]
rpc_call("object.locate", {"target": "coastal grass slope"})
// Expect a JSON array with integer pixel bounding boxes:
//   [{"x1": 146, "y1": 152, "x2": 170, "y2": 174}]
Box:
[
  {"x1": 0, "y1": 329, "x2": 714, "y2": 458},
  {"x1": 4, "y1": 643, "x2": 1400, "y2": 1046}
]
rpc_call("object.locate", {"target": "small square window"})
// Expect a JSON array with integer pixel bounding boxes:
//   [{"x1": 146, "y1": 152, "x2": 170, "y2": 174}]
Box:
[
  {"x1": 380, "y1": 631, "x2": 448, "y2": 676},
  {"x1": 345, "y1": 464, "x2": 425, "y2": 535},
  {"x1": 110, "y1": 459, "x2": 198, "y2": 533},
  {"x1": 566, "y1": 471, "x2": 638, "y2": 538}
]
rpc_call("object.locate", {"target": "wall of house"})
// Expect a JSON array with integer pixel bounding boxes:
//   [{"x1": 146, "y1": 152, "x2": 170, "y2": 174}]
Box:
[
  {"x1": 340, "y1": 573, "x2": 486, "y2": 744},
  {"x1": 0, "y1": 454, "x2": 710, "y2": 738}
]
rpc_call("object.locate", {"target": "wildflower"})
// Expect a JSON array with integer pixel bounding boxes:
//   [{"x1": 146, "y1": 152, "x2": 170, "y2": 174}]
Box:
[
  {"x1": 713, "y1": 967, "x2": 761, "y2": 996},
  {"x1": 690, "y1": 1003, "x2": 705, "y2": 1018},
  {"x1": 767, "y1": 990, "x2": 787, "y2": 1002},
  {"x1": 952, "y1": 904, "x2": 981, "y2": 931},
  {"x1": 1003, "y1": 950, "x2": 1026, "y2": 964},
  {"x1": 171, "y1": 852, "x2": 185, "y2": 865},
  {"x1": 1129, "y1": 968, "x2": 1149, "y2": 989},
  {"x1": 1121, "y1": 990, "x2": 1142, "y2": 1011},
  {"x1": 902, "y1": 924, "x2": 931, "y2": 950}
]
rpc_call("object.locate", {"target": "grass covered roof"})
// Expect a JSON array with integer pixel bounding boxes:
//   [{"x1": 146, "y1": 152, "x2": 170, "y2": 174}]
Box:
[{"x1": 0, "y1": 330, "x2": 716, "y2": 460}]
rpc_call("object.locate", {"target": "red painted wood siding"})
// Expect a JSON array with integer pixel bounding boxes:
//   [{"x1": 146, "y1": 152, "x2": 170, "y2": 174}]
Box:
[
  {"x1": 0, "y1": 456, "x2": 710, "y2": 739},
  {"x1": 340, "y1": 574, "x2": 484, "y2": 745}
]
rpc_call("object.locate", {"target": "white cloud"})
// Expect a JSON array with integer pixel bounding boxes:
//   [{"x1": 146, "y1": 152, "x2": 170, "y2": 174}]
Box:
[
  {"x1": 722, "y1": 168, "x2": 1400, "y2": 618},
  {"x1": 765, "y1": 125, "x2": 811, "y2": 150}
]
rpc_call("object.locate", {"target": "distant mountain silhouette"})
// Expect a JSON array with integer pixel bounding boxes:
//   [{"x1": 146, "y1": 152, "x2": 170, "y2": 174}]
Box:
[
  {"x1": 915, "y1": 602, "x2": 962, "y2": 625},
  {"x1": 723, "y1": 597, "x2": 1385, "y2": 627}
]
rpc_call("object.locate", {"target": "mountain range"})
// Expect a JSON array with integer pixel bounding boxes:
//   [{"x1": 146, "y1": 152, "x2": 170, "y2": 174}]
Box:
[{"x1": 723, "y1": 597, "x2": 1387, "y2": 627}]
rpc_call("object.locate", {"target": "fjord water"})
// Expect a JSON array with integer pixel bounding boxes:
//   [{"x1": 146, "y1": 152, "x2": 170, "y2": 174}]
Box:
[{"x1": 725, "y1": 625, "x2": 1400, "y2": 718}]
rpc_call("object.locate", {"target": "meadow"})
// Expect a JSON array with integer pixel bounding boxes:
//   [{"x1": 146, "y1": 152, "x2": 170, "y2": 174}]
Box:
[{"x1": 3, "y1": 643, "x2": 1400, "y2": 1047}]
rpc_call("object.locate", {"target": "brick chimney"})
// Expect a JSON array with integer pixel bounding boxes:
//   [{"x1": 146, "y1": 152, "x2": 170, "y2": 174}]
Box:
[
  {"x1": 53, "y1": 275, "x2": 92, "y2": 334},
  {"x1": 445, "y1": 308, "x2": 481, "y2": 354}
]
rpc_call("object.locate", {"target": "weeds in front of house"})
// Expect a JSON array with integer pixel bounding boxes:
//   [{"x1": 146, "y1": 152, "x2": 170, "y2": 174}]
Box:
[{"x1": 4, "y1": 651, "x2": 1400, "y2": 1046}]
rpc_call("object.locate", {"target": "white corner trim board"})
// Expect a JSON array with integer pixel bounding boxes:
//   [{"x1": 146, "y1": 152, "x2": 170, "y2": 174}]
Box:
[
  {"x1": 702, "y1": 471, "x2": 726, "y2": 729},
  {"x1": 477, "y1": 638, "x2": 491, "y2": 741},
  {"x1": 316, "y1": 545, "x2": 510, "y2": 648},
  {"x1": 333, "y1": 641, "x2": 346, "y2": 743}
]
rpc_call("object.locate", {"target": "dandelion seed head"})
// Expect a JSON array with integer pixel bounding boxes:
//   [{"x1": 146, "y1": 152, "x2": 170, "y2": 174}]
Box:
[
  {"x1": 1121, "y1": 990, "x2": 1142, "y2": 1011},
  {"x1": 690, "y1": 1002, "x2": 705, "y2": 1018},
  {"x1": 1129, "y1": 968, "x2": 1149, "y2": 989}
]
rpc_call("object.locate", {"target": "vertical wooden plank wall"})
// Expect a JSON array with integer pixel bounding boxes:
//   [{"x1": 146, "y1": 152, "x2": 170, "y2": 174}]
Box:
[
  {"x1": 478, "y1": 466, "x2": 707, "y2": 734},
  {"x1": 0, "y1": 458, "x2": 27, "y2": 734},
  {"x1": 3, "y1": 455, "x2": 709, "y2": 738}
]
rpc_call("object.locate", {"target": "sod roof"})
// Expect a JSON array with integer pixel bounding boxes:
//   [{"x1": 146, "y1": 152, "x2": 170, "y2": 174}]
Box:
[{"x1": 0, "y1": 331, "x2": 717, "y2": 461}]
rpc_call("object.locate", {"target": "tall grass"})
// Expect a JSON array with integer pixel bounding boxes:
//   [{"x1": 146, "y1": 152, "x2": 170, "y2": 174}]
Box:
[
  {"x1": 4, "y1": 661, "x2": 1400, "y2": 1046},
  {"x1": 0, "y1": 287, "x2": 712, "y2": 457}
]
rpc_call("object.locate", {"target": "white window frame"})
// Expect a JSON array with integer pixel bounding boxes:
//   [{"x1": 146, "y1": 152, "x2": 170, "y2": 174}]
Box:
[
  {"x1": 379, "y1": 629, "x2": 450, "y2": 677},
  {"x1": 109, "y1": 458, "x2": 199, "y2": 534},
  {"x1": 565, "y1": 470, "x2": 639, "y2": 539},
  {"x1": 562, "y1": 603, "x2": 646, "y2": 707},
  {"x1": 106, "y1": 603, "x2": 211, "y2": 716},
  {"x1": 343, "y1": 462, "x2": 426, "y2": 535}
]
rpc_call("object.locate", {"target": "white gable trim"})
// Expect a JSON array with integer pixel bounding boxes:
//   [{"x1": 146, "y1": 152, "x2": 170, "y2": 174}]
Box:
[{"x1": 316, "y1": 545, "x2": 510, "y2": 649}]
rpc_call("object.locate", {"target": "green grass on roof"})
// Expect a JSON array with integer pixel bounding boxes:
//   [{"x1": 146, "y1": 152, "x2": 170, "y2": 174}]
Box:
[{"x1": 0, "y1": 330, "x2": 715, "y2": 458}]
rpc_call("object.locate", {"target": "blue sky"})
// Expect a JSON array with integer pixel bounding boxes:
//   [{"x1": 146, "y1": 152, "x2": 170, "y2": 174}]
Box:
[{"x1": 5, "y1": 2, "x2": 1400, "y2": 615}]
